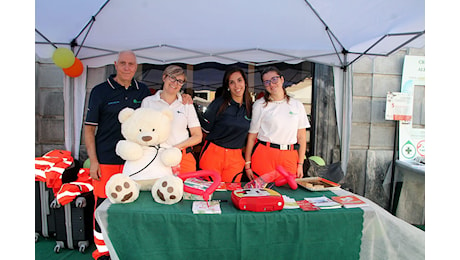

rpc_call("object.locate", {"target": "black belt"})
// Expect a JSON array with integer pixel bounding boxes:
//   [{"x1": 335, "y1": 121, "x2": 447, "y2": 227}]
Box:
[
  {"x1": 257, "y1": 140, "x2": 299, "y2": 151},
  {"x1": 183, "y1": 147, "x2": 193, "y2": 153}
]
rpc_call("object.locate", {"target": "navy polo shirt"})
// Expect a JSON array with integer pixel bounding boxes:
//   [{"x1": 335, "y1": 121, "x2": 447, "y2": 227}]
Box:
[
  {"x1": 201, "y1": 96, "x2": 251, "y2": 149},
  {"x1": 85, "y1": 74, "x2": 151, "y2": 164}
]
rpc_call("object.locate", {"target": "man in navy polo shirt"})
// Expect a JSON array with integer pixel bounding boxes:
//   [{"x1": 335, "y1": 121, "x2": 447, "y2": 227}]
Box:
[{"x1": 84, "y1": 50, "x2": 150, "y2": 260}]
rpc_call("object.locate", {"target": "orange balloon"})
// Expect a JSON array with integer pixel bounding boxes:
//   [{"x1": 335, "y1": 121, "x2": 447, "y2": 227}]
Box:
[{"x1": 63, "y1": 57, "x2": 84, "y2": 77}]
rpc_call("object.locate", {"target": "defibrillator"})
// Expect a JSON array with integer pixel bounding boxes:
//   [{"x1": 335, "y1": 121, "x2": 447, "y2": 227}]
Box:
[{"x1": 231, "y1": 188, "x2": 284, "y2": 212}]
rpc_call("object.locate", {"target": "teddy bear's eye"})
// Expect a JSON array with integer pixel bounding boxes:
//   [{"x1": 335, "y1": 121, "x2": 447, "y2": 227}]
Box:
[
  {"x1": 139, "y1": 129, "x2": 142, "y2": 132},
  {"x1": 152, "y1": 129, "x2": 155, "y2": 132}
]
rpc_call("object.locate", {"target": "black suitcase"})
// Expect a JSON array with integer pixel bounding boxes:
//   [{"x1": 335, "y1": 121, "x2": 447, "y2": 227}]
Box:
[
  {"x1": 51, "y1": 191, "x2": 95, "y2": 253},
  {"x1": 35, "y1": 181, "x2": 57, "y2": 241},
  {"x1": 35, "y1": 156, "x2": 80, "y2": 243}
]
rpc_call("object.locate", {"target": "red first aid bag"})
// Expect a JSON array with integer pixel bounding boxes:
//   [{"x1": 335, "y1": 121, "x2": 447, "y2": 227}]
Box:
[{"x1": 231, "y1": 188, "x2": 284, "y2": 212}]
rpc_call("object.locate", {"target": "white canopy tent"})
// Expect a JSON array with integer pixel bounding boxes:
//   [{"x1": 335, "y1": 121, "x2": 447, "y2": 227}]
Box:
[{"x1": 35, "y1": 0, "x2": 425, "y2": 171}]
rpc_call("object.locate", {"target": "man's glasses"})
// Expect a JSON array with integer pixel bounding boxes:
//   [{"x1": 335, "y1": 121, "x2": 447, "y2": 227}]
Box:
[
  {"x1": 263, "y1": 76, "x2": 281, "y2": 86},
  {"x1": 168, "y1": 75, "x2": 186, "y2": 86}
]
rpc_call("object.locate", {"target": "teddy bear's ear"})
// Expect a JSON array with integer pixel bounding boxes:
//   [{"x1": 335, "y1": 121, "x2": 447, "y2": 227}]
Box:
[
  {"x1": 118, "y1": 108, "x2": 135, "y2": 123},
  {"x1": 161, "y1": 109, "x2": 174, "y2": 121}
]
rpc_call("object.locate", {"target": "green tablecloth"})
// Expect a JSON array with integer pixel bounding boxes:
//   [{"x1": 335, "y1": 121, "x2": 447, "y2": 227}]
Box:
[{"x1": 104, "y1": 186, "x2": 363, "y2": 260}]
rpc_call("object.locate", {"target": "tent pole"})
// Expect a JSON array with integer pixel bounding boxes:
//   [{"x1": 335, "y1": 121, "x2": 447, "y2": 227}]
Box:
[
  {"x1": 65, "y1": 45, "x2": 77, "y2": 159},
  {"x1": 340, "y1": 53, "x2": 349, "y2": 175},
  {"x1": 389, "y1": 121, "x2": 399, "y2": 214},
  {"x1": 63, "y1": 74, "x2": 76, "y2": 158},
  {"x1": 70, "y1": 77, "x2": 76, "y2": 158}
]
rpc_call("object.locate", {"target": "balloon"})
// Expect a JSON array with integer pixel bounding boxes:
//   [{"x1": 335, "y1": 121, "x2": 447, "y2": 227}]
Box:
[
  {"x1": 244, "y1": 170, "x2": 278, "y2": 189},
  {"x1": 63, "y1": 57, "x2": 84, "y2": 77},
  {"x1": 52, "y1": 48, "x2": 75, "y2": 68},
  {"x1": 309, "y1": 156, "x2": 326, "y2": 166},
  {"x1": 274, "y1": 165, "x2": 298, "y2": 190},
  {"x1": 178, "y1": 170, "x2": 221, "y2": 202},
  {"x1": 83, "y1": 158, "x2": 90, "y2": 168}
]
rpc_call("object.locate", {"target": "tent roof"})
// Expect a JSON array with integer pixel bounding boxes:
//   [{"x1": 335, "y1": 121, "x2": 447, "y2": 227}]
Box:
[{"x1": 35, "y1": 0, "x2": 424, "y2": 68}]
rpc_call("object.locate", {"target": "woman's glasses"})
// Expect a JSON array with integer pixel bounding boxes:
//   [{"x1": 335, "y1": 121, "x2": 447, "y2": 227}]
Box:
[
  {"x1": 263, "y1": 76, "x2": 281, "y2": 86},
  {"x1": 168, "y1": 75, "x2": 186, "y2": 86}
]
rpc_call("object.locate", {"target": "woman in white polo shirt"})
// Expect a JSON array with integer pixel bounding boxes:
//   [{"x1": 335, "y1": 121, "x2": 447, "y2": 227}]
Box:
[
  {"x1": 244, "y1": 66, "x2": 310, "y2": 181},
  {"x1": 141, "y1": 65, "x2": 202, "y2": 173}
]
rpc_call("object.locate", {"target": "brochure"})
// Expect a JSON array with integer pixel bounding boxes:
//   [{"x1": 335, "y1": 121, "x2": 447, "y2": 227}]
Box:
[
  {"x1": 304, "y1": 196, "x2": 341, "y2": 209},
  {"x1": 282, "y1": 195, "x2": 300, "y2": 209},
  {"x1": 296, "y1": 200, "x2": 320, "y2": 211},
  {"x1": 192, "y1": 201, "x2": 222, "y2": 214},
  {"x1": 331, "y1": 195, "x2": 368, "y2": 208}
]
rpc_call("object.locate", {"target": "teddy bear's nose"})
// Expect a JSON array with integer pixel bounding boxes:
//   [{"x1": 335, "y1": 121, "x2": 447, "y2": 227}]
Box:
[{"x1": 142, "y1": 136, "x2": 152, "y2": 142}]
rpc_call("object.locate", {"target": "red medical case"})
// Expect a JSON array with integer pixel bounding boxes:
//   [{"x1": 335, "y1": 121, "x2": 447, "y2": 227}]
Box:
[{"x1": 231, "y1": 188, "x2": 284, "y2": 212}]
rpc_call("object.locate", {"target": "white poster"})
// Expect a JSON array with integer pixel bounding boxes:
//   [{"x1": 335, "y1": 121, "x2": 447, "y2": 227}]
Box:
[
  {"x1": 385, "y1": 92, "x2": 412, "y2": 121},
  {"x1": 398, "y1": 56, "x2": 425, "y2": 161}
]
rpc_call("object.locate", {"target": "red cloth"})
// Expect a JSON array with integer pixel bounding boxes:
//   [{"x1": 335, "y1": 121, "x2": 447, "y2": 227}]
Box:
[
  {"x1": 35, "y1": 150, "x2": 74, "y2": 194},
  {"x1": 56, "y1": 168, "x2": 94, "y2": 205}
]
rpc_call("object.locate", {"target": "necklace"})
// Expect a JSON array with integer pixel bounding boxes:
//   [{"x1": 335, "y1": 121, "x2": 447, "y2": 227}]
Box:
[{"x1": 269, "y1": 97, "x2": 286, "y2": 104}]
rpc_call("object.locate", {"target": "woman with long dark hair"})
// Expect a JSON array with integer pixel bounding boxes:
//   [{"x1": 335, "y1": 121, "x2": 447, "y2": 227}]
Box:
[{"x1": 199, "y1": 66, "x2": 253, "y2": 182}]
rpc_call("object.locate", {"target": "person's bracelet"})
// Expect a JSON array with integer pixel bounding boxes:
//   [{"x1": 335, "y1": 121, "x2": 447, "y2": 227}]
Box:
[{"x1": 245, "y1": 161, "x2": 251, "y2": 170}]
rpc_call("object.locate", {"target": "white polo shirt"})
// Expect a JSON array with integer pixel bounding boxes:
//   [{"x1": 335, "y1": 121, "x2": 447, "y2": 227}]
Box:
[
  {"x1": 249, "y1": 97, "x2": 310, "y2": 145},
  {"x1": 141, "y1": 91, "x2": 201, "y2": 146}
]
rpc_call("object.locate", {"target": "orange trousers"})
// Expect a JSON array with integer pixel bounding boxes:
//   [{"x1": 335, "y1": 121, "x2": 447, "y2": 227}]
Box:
[
  {"x1": 199, "y1": 142, "x2": 244, "y2": 182},
  {"x1": 251, "y1": 142, "x2": 298, "y2": 181},
  {"x1": 178, "y1": 151, "x2": 197, "y2": 173},
  {"x1": 92, "y1": 164, "x2": 123, "y2": 259},
  {"x1": 93, "y1": 164, "x2": 124, "y2": 198}
]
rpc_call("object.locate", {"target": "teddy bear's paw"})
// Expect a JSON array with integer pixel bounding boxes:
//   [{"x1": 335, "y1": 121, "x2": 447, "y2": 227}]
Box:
[
  {"x1": 151, "y1": 175, "x2": 184, "y2": 205},
  {"x1": 160, "y1": 147, "x2": 182, "y2": 167},
  {"x1": 105, "y1": 174, "x2": 140, "y2": 204},
  {"x1": 116, "y1": 140, "x2": 143, "y2": 161}
]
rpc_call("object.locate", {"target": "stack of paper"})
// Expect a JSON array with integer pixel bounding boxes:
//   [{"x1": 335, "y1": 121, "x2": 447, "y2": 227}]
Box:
[
  {"x1": 192, "y1": 201, "x2": 222, "y2": 214},
  {"x1": 304, "y1": 196, "x2": 342, "y2": 209},
  {"x1": 183, "y1": 178, "x2": 213, "y2": 200},
  {"x1": 296, "y1": 200, "x2": 320, "y2": 211},
  {"x1": 282, "y1": 195, "x2": 300, "y2": 209},
  {"x1": 331, "y1": 195, "x2": 368, "y2": 208},
  {"x1": 184, "y1": 177, "x2": 212, "y2": 190}
]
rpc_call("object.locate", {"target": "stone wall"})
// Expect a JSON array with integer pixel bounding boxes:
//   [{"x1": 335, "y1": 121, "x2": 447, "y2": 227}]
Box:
[
  {"x1": 341, "y1": 48, "x2": 425, "y2": 209},
  {"x1": 35, "y1": 62, "x2": 66, "y2": 156}
]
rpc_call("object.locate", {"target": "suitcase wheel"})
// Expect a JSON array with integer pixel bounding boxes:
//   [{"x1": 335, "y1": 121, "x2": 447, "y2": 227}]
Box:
[
  {"x1": 54, "y1": 241, "x2": 64, "y2": 253},
  {"x1": 78, "y1": 241, "x2": 89, "y2": 253},
  {"x1": 78, "y1": 244, "x2": 86, "y2": 253}
]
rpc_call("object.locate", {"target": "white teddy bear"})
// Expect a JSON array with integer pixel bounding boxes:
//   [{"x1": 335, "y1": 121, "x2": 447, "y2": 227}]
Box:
[{"x1": 105, "y1": 107, "x2": 184, "y2": 205}]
